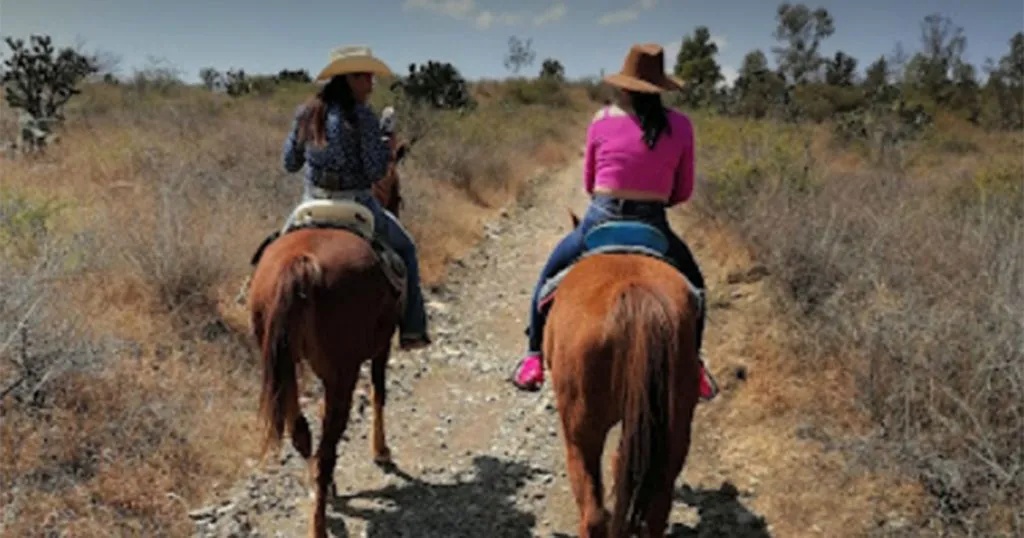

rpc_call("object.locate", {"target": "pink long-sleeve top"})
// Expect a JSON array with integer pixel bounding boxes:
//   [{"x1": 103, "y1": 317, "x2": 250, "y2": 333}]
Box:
[{"x1": 583, "y1": 105, "x2": 695, "y2": 206}]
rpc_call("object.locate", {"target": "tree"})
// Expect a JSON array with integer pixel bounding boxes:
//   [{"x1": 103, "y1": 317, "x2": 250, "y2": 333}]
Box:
[
  {"x1": 905, "y1": 13, "x2": 967, "y2": 103},
  {"x1": 887, "y1": 41, "x2": 910, "y2": 83},
  {"x1": 825, "y1": 51, "x2": 857, "y2": 86},
  {"x1": 674, "y1": 26, "x2": 724, "y2": 107},
  {"x1": 981, "y1": 32, "x2": 1024, "y2": 129},
  {"x1": 863, "y1": 56, "x2": 890, "y2": 94},
  {"x1": 733, "y1": 49, "x2": 786, "y2": 118},
  {"x1": 539, "y1": 58, "x2": 565, "y2": 81},
  {"x1": 771, "y1": 2, "x2": 835, "y2": 84},
  {"x1": 503, "y1": 35, "x2": 536, "y2": 75},
  {"x1": 949, "y1": 61, "x2": 981, "y2": 121},
  {"x1": 998, "y1": 31, "x2": 1024, "y2": 88}
]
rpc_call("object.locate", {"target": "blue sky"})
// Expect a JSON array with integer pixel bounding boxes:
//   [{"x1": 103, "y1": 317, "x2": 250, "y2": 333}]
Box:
[{"x1": 2, "y1": 0, "x2": 1021, "y2": 85}]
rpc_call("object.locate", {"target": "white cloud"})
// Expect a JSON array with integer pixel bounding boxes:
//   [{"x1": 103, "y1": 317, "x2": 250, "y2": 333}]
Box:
[
  {"x1": 597, "y1": 0, "x2": 656, "y2": 26},
  {"x1": 474, "y1": 10, "x2": 495, "y2": 29},
  {"x1": 474, "y1": 10, "x2": 523, "y2": 29},
  {"x1": 533, "y1": 3, "x2": 568, "y2": 27},
  {"x1": 598, "y1": 9, "x2": 639, "y2": 25},
  {"x1": 664, "y1": 39, "x2": 682, "y2": 65},
  {"x1": 404, "y1": 0, "x2": 562, "y2": 30},
  {"x1": 720, "y1": 65, "x2": 739, "y2": 87},
  {"x1": 403, "y1": 0, "x2": 476, "y2": 19},
  {"x1": 710, "y1": 34, "x2": 728, "y2": 51}
]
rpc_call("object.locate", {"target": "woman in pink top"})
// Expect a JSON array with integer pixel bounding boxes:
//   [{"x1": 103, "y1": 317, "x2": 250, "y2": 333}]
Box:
[{"x1": 512, "y1": 44, "x2": 718, "y2": 401}]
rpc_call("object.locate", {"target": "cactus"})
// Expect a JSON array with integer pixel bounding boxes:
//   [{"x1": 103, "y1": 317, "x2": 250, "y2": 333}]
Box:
[
  {"x1": 1, "y1": 35, "x2": 96, "y2": 150},
  {"x1": 390, "y1": 61, "x2": 474, "y2": 111}
]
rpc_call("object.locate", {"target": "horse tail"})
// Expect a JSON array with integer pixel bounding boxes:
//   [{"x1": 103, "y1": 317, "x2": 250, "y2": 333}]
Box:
[
  {"x1": 257, "y1": 253, "x2": 323, "y2": 459},
  {"x1": 609, "y1": 283, "x2": 676, "y2": 537}
]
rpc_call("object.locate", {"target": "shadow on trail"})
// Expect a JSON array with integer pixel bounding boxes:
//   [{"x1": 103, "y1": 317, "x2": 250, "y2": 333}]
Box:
[
  {"x1": 329, "y1": 455, "x2": 545, "y2": 537},
  {"x1": 669, "y1": 481, "x2": 771, "y2": 538},
  {"x1": 548, "y1": 480, "x2": 769, "y2": 538}
]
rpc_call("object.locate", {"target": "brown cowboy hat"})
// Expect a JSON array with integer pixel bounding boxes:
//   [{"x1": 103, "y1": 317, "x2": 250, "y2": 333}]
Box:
[
  {"x1": 315, "y1": 45, "x2": 392, "y2": 82},
  {"x1": 603, "y1": 43, "x2": 684, "y2": 93}
]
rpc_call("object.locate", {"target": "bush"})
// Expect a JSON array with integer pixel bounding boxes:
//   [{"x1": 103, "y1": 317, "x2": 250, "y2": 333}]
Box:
[
  {"x1": 501, "y1": 77, "x2": 570, "y2": 108},
  {"x1": 391, "y1": 60, "x2": 474, "y2": 110},
  {"x1": 694, "y1": 111, "x2": 1024, "y2": 534}
]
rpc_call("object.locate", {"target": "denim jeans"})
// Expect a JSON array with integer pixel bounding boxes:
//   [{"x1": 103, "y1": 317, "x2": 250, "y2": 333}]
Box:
[
  {"x1": 292, "y1": 186, "x2": 428, "y2": 338},
  {"x1": 525, "y1": 194, "x2": 706, "y2": 355}
]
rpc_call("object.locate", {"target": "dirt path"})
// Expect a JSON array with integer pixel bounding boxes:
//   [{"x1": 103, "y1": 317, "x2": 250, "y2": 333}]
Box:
[{"x1": 190, "y1": 158, "x2": 918, "y2": 537}]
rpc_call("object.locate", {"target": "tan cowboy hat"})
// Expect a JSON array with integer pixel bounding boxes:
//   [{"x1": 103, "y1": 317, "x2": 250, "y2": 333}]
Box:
[
  {"x1": 603, "y1": 43, "x2": 684, "y2": 93},
  {"x1": 315, "y1": 45, "x2": 393, "y2": 82}
]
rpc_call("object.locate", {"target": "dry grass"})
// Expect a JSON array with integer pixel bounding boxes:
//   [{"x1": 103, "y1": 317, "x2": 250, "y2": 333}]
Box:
[
  {"x1": 0, "y1": 78, "x2": 591, "y2": 536},
  {"x1": 689, "y1": 109, "x2": 1024, "y2": 536}
]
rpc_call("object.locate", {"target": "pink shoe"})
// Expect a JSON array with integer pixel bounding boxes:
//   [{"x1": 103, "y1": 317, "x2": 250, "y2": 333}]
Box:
[
  {"x1": 512, "y1": 354, "x2": 544, "y2": 391},
  {"x1": 698, "y1": 358, "x2": 719, "y2": 402}
]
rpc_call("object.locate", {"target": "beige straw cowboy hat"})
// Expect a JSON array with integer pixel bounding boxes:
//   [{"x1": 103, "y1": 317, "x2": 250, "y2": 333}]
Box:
[
  {"x1": 603, "y1": 43, "x2": 684, "y2": 93},
  {"x1": 315, "y1": 45, "x2": 393, "y2": 82}
]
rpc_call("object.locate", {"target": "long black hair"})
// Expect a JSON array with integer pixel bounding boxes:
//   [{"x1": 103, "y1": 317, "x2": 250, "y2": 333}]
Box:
[
  {"x1": 298, "y1": 75, "x2": 358, "y2": 147},
  {"x1": 628, "y1": 90, "x2": 671, "y2": 149}
]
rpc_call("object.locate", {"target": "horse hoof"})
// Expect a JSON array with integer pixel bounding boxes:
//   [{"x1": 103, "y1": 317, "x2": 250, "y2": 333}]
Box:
[{"x1": 373, "y1": 448, "x2": 393, "y2": 466}]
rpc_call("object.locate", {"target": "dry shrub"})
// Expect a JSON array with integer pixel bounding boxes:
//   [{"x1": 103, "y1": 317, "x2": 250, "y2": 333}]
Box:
[{"x1": 695, "y1": 111, "x2": 1024, "y2": 535}]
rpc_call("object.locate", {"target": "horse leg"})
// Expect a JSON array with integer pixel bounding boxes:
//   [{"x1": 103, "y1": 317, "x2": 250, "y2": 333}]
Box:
[
  {"x1": 308, "y1": 376, "x2": 357, "y2": 538},
  {"x1": 558, "y1": 394, "x2": 610, "y2": 538},
  {"x1": 643, "y1": 401, "x2": 696, "y2": 537},
  {"x1": 370, "y1": 348, "x2": 392, "y2": 465}
]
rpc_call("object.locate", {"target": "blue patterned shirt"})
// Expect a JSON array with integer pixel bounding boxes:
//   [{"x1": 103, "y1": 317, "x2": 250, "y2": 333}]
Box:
[{"x1": 282, "y1": 101, "x2": 391, "y2": 192}]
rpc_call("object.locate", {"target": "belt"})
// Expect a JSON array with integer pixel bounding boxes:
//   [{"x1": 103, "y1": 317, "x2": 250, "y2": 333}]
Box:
[{"x1": 592, "y1": 194, "x2": 666, "y2": 213}]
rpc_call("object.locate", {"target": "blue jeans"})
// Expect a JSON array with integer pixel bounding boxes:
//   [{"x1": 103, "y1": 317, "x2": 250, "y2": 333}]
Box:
[
  {"x1": 525, "y1": 194, "x2": 706, "y2": 355},
  {"x1": 294, "y1": 187, "x2": 427, "y2": 338},
  {"x1": 365, "y1": 196, "x2": 428, "y2": 338}
]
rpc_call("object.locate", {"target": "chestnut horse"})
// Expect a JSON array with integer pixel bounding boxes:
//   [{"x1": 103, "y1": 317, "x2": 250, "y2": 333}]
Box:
[
  {"x1": 249, "y1": 225, "x2": 400, "y2": 538},
  {"x1": 246, "y1": 142, "x2": 412, "y2": 538},
  {"x1": 543, "y1": 212, "x2": 702, "y2": 537}
]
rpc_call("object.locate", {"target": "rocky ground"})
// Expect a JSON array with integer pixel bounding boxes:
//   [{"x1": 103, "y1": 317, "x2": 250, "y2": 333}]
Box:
[{"x1": 189, "y1": 160, "x2": 915, "y2": 537}]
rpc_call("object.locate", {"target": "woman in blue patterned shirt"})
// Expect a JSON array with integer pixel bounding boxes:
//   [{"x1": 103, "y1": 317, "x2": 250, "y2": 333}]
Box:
[{"x1": 281, "y1": 46, "x2": 430, "y2": 351}]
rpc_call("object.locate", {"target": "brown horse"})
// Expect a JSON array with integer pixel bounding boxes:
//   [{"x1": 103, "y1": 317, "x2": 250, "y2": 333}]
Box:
[
  {"x1": 543, "y1": 211, "x2": 702, "y2": 537},
  {"x1": 248, "y1": 222, "x2": 401, "y2": 537}
]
